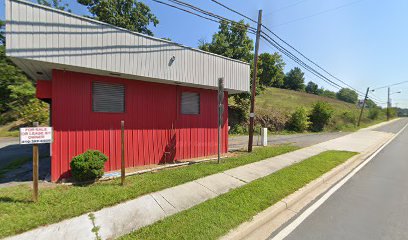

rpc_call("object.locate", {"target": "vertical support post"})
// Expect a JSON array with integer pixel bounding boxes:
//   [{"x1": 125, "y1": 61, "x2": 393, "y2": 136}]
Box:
[
  {"x1": 218, "y1": 78, "x2": 224, "y2": 164},
  {"x1": 32, "y1": 122, "x2": 39, "y2": 202},
  {"x1": 387, "y1": 87, "x2": 390, "y2": 121},
  {"x1": 357, "y1": 87, "x2": 370, "y2": 127},
  {"x1": 248, "y1": 9, "x2": 263, "y2": 152},
  {"x1": 121, "y1": 120, "x2": 125, "y2": 185}
]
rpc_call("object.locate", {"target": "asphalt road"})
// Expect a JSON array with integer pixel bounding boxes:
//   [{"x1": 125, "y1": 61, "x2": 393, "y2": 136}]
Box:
[
  {"x1": 277, "y1": 118, "x2": 408, "y2": 240},
  {"x1": 0, "y1": 138, "x2": 50, "y2": 183},
  {"x1": 229, "y1": 131, "x2": 349, "y2": 150}
]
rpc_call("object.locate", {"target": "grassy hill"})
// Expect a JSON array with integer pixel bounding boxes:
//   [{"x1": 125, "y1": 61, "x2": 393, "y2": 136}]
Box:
[
  {"x1": 252, "y1": 87, "x2": 386, "y2": 132},
  {"x1": 257, "y1": 88, "x2": 357, "y2": 114}
]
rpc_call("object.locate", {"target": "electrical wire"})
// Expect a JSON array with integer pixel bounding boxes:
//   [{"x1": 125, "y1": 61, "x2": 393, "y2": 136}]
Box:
[
  {"x1": 151, "y1": 0, "x2": 258, "y2": 35},
  {"x1": 264, "y1": 0, "x2": 310, "y2": 15},
  {"x1": 271, "y1": 0, "x2": 365, "y2": 28},
  {"x1": 372, "y1": 80, "x2": 408, "y2": 91},
  {"x1": 208, "y1": 0, "x2": 366, "y2": 97},
  {"x1": 152, "y1": 0, "x2": 367, "y2": 99}
]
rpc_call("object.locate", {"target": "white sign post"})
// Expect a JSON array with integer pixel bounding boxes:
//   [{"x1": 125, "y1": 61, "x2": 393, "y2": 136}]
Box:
[{"x1": 20, "y1": 124, "x2": 53, "y2": 202}]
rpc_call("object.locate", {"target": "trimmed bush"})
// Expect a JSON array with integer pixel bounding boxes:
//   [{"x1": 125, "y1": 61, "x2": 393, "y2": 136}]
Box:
[
  {"x1": 309, "y1": 101, "x2": 333, "y2": 132},
  {"x1": 70, "y1": 150, "x2": 108, "y2": 182},
  {"x1": 287, "y1": 107, "x2": 310, "y2": 132}
]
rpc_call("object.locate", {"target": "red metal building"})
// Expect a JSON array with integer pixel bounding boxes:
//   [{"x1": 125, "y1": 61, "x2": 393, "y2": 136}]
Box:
[{"x1": 6, "y1": 0, "x2": 250, "y2": 181}]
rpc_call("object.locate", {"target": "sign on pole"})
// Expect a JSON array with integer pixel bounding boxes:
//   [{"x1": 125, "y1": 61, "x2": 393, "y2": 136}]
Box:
[
  {"x1": 20, "y1": 127, "x2": 53, "y2": 145},
  {"x1": 20, "y1": 125, "x2": 53, "y2": 202}
]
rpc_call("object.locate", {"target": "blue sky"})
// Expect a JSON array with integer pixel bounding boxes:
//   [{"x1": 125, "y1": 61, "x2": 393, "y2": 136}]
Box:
[{"x1": 2, "y1": 0, "x2": 408, "y2": 107}]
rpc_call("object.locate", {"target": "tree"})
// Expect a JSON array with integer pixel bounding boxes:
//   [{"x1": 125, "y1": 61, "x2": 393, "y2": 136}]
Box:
[
  {"x1": 305, "y1": 81, "x2": 318, "y2": 94},
  {"x1": 284, "y1": 67, "x2": 305, "y2": 91},
  {"x1": 199, "y1": 20, "x2": 254, "y2": 129},
  {"x1": 198, "y1": 20, "x2": 254, "y2": 101},
  {"x1": 0, "y1": 20, "x2": 5, "y2": 45},
  {"x1": 0, "y1": 46, "x2": 30, "y2": 114},
  {"x1": 258, "y1": 52, "x2": 285, "y2": 88},
  {"x1": 199, "y1": 20, "x2": 254, "y2": 63},
  {"x1": 287, "y1": 107, "x2": 310, "y2": 132},
  {"x1": 365, "y1": 99, "x2": 377, "y2": 108},
  {"x1": 321, "y1": 89, "x2": 336, "y2": 99},
  {"x1": 0, "y1": 46, "x2": 49, "y2": 124},
  {"x1": 78, "y1": 0, "x2": 159, "y2": 36},
  {"x1": 336, "y1": 88, "x2": 358, "y2": 104},
  {"x1": 37, "y1": 0, "x2": 71, "y2": 12},
  {"x1": 309, "y1": 101, "x2": 333, "y2": 132}
]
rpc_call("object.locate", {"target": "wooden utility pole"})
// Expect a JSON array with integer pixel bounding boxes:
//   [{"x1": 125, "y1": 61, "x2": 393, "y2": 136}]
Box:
[
  {"x1": 218, "y1": 78, "x2": 224, "y2": 164},
  {"x1": 32, "y1": 122, "x2": 39, "y2": 202},
  {"x1": 248, "y1": 9, "x2": 262, "y2": 152},
  {"x1": 357, "y1": 87, "x2": 370, "y2": 127},
  {"x1": 387, "y1": 87, "x2": 390, "y2": 121},
  {"x1": 120, "y1": 120, "x2": 125, "y2": 185}
]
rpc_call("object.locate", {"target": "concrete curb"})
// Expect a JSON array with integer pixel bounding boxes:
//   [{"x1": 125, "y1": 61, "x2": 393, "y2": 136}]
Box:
[{"x1": 221, "y1": 137, "x2": 391, "y2": 240}]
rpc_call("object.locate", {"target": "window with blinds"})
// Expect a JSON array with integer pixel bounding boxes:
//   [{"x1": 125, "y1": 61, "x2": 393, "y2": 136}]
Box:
[
  {"x1": 92, "y1": 82, "x2": 125, "y2": 113},
  {"x1": 181, "y1": 92, "x2": 200, "y2": 115}
]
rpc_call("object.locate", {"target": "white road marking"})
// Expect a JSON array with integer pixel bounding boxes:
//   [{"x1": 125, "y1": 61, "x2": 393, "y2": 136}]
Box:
[{"x1": 270, "y1": 122, "x2": 408, "y2": 240}]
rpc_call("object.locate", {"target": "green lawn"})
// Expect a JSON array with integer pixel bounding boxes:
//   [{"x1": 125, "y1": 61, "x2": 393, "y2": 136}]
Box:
[
  {"x1": 121, "y1": 150, "x2": 357, "y2": 240},
  {"x1": 0, "y1": 145, "x2": 298, "y2": 238}
]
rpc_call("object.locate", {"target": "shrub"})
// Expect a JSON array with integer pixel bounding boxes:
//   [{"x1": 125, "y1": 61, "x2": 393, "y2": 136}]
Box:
[
  {"x1": 341, "y1": 111, "x2": 357, "y2": 125},
  {"x1": 229, "y1": 124, "x2": 247, "y2": 135},
  {"x1": 287, "y1": 107, "x2": 310, "y2": 132},
  {"x1": 309, "y1": 101, "x2": 333, "y2": 132},
  {"x1": 70, "y1": 150, "x2": 108, "y2": 182},
  {"x1": 228, "y1": 105, "x2": 248, "y2": 134},
  {"x1": 368, "y1": 108, "x2": 380, "y2": 120},
  {"x1": 255, "y1": 109, "x2": 289, "y2": 132}
]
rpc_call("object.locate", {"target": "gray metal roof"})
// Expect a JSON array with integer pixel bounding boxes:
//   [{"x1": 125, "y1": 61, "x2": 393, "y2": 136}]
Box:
[{"x1": 5, "y1": 0, "x2": 250, "y2": 93}]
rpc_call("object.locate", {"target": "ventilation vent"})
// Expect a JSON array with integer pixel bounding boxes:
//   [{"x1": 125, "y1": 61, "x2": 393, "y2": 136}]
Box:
[
  {"x1": 181, "y1": 92, "x2": 200, "y2": 115},
  {"x1": 92, "y1": 82, "x2": 125, "y2": 113}
]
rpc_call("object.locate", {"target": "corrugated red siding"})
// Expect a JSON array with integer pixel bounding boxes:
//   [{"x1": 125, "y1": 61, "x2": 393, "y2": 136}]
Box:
[
  {"x1": 36, "y1": 80, "x2": 52, "y2": 99},
  {"x1": 50, "y1": 70, "x2": 228, "y2": 181}
]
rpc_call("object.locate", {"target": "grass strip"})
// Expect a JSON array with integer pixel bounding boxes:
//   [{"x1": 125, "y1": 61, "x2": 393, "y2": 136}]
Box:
[
  {"x1": 120, "y1": 150, "x2": 357, "y2": 240},
  {"x1": 0, "y1": 145, "x2": 298, "y2": 238}
]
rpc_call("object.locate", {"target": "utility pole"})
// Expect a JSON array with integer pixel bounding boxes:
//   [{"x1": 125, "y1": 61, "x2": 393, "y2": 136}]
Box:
[
  {"x1": 357, "y1": 87, "x2": 370, "y2": 127},
  {"x1": 218, "y1": 78, "x2": 224, "y2": 164},
  {"x1": 248, "y1": 9, "x2": 262, "y2": 152},
  {"x1": 120, "y1": 120, "x2": 125, "y2": 186},
  {"x1": 387, "y1": 87, "x2": 390, "y2": 121},
  {"x1": 32, "y1": 122, "x2": 39, "y2": 202}
]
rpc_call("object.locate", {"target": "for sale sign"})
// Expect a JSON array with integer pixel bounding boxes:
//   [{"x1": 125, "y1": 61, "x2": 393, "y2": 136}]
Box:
[{"x1": 20, "y1": 127, "x2": 53, "y2": 145}]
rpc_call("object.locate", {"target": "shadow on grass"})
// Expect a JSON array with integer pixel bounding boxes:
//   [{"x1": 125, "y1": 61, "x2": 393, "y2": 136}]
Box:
[{"x1": 0, "y1": 196, "x2": 34, "y2": 204}]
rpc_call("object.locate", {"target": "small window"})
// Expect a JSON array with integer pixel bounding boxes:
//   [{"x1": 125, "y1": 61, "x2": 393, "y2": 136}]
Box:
[
  {"x1": 92, "y1": 82, "x2": 125, "y2": 113},
  {"x1": 181, "y1": 92, "x2": 200, "y2": 115}
]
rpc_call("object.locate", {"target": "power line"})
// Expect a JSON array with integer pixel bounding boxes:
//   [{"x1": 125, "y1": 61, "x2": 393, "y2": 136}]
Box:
[
  {"x1": 209, "y1": 0, "x2": 257, "y2": 24},
  {"x1": 208, "y1": 0, "x2": 366, "y2": 97},
  {"x1": 151, "y1": 0, "x2": 257, "y2": 34},
  {"x1": 264, "y1": 0, "x2": 311, "y2": 16},
  {"x1": 150, "y1": 0, "x2": 221, "y2": 24},
  {"x1": 271, "y1": 0, "x2": 365, "y2": 28},
  {"x1": 260, "y1": 35, "x2": 344, "y2": 91},
  {"x1": 153, "y1": 0, "x2": 366, "y2": 98},
  {"x1": 261, "y1": 25, "x2": 366, "y2": 96},
  {"x1": 372, "y1": 80, "x2": 408, "y2": 91}
]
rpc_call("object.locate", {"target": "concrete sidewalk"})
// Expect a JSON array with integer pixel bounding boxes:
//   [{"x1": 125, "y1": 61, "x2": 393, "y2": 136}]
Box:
[{"x1": 5, "y1": 124, "x2": 396, "y2": 240}]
